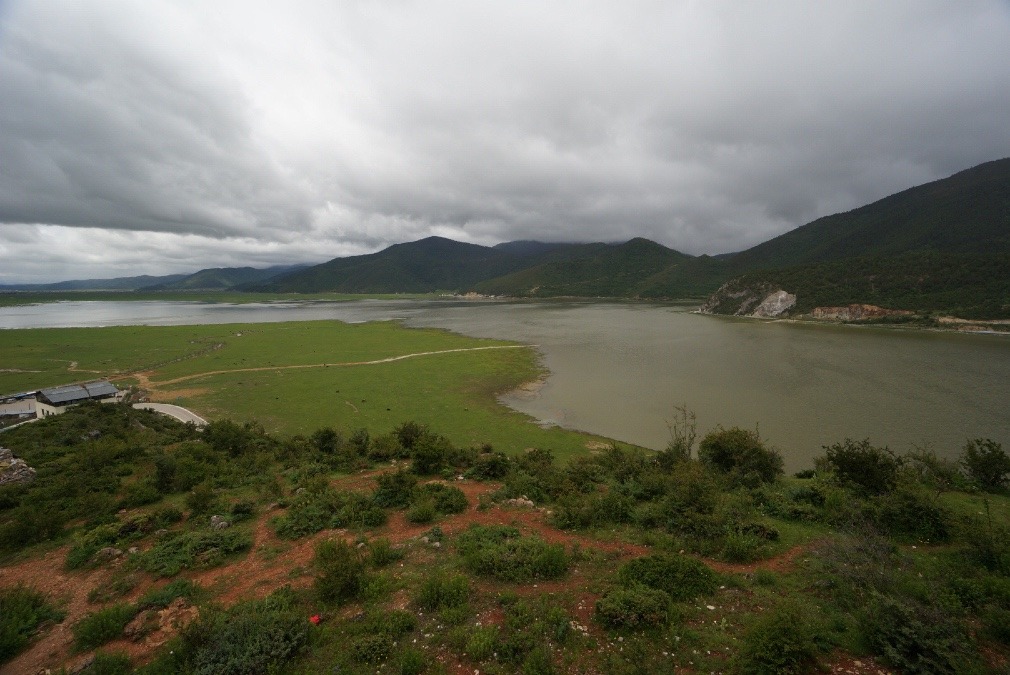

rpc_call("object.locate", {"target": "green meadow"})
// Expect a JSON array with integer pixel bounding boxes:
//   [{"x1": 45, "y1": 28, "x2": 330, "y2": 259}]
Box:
[{"x1": 0, "y1": 320, "x2": 613, "y2": 460}]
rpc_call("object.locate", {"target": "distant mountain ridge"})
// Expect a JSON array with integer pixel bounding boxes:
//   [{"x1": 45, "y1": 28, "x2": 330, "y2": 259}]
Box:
[{"x1": 3, "y1": 158, "x2": 1007, "y2": 317}]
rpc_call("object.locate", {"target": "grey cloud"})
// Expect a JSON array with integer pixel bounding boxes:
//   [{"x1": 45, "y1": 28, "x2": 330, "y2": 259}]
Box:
[{"x1": 1, "y1": 0, "x2": 1009, "y2": 282}]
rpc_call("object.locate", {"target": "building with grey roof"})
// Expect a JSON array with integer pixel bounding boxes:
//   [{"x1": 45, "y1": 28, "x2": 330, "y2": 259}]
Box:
[{"x1": 35, "y1": 380, "x2": 121, "y2": 418}]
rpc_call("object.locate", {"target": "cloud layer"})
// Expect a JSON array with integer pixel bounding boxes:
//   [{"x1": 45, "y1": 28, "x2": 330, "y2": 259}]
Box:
[{"x1": 2, "y1": 1, "x2": 1009, "y2": 282}]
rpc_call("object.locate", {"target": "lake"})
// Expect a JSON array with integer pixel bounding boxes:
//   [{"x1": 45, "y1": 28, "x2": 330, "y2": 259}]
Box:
[{"x1": 3, "y1": 298, "x2": 1008, "y2": 471}]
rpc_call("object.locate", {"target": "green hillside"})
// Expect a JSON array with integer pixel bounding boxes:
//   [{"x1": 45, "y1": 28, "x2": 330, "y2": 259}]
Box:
[
  {"x1": 475, "y1": 238, "x2": 726, "y2": 298},
  {"x1": 707, "y1": 252, "x2": 1010, "y2": 319},
  {"x1": 251, "y1": 236, "x2": 566, "y2": 293},
  {"x1": 146, "y1": 265, "x2": 305, "y2": 291},
  {"x1": 730, "y1": 158, "x2": 1010, "y2": 271}
]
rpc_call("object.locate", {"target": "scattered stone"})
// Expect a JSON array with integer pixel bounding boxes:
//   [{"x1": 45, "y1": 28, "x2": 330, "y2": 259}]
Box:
[
  {"x1": 128, "y1": 546, "x2": 140, "y2": 555},
  {"x1": 505, "y1": 496, "x2": 535, "y2": 508},
  {"x1": 357, "y1": 542, "x2": 367, "y2": 549},
  {"x1": 68, "y1": 655, "x2": 95, "y2": 674},
  {"x1": 154, "y1": 528, "x2": 169, "y2": 537},
  {"x1": 432, "y1": 541, "x2": 441, "y2": 548},
  {"x1": 420, "y1": 536, "x2": 429, "y2": 544}
]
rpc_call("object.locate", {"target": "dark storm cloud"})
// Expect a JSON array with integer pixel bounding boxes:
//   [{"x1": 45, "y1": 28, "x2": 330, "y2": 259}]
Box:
[{"x1": 1, "y1": 1, "x2": 1009, "y2": 282}]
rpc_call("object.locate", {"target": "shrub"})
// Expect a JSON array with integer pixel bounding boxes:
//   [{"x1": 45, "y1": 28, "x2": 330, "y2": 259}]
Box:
[
  {"x1": 367, "y1": 433, "x2": 404, "y2": 462},
  {"x1": 734, "y1": 602, "x2": 821, "y2": 674},
  {"x1": 88, "y1": 651, "x2": 133, "y2": 675},
  {"x1": 411, "y1": 432, "x2": 455, "y2": 475},
  {"x1": 722, "y1": 531, "x2": 765, "y2": 563},
  {"x1": 140, "y1": 529, "x2": 252, "y2": 577},
  {"x1": 616, "y1": 554, "x2": 716, "y2": 601},
  {"x1": 456, "y1": 525, "x2": 569, "y2": 581},
  {"x1": 399, "y1": 647, "x2": 427, "y2": 675},
  {"x1": 415, "y1": 573, "x2": 470, "y2": 611},
  {"x1": 860, "y1": 594, "x2": 970, "y2": 674},
  {"x1": 137, "y1": 579, "x2": 200, "y2": 610},
  {"x1": 819, "y1": 439, "x2": 899, "y2": 495},
  {"x1": 274, "y1": 487, "x2": 386, "y2": 538},
  {"x1": 72, "y1": 603, "x2": 136, "y2": 651},
  {"x1": 416, "y1": 482, "x2": 468, "y2": 514},
  {"x1": 395, "y1": 421, "x2": 428, "y2": 450},
  {"x1": 156, "y1": 588, "x2": 308, "y2": 675},
  {"x1": 595, "y1": 586, "x2": 670, "y2": 628},
  {"x1": 369, "y1": 538, "x2": 404, "y2": 567},
  {"x1": 352, "y1": 634, "x2": 393, "y2": 663},
  {"x1": 699, "y1": 427, "x2": 783, "y2": 485},
  {"x1": 465, "y1": 625, "x2": 500, "y2": 660},
  {"x1": 313, "y1": 539, "x2": 365, "y2": 604},
  {"x1": 406, "y1": 499, "x2": 436, "y2": 524},
  {"x1": 0, "y1": 585, "x2": 64, "y2": 663},
  {"x1": 871, "y1": 483, "x2": 951, "y2": 543},
  {"x1": 467, "y1": 450, "x2": 511, "y2": 480},
  {"x1": 961, "y1": 438, "x2": 1010, "y2": 492},
  {"x1": 373, "y1": 470, "x2": 418, "y2": 508}
]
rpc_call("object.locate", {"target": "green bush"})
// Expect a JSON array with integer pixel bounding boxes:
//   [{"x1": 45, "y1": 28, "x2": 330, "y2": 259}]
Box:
[
  {"x1": 0, "y1": 585, "x2": 64, "y2": 663},
  {"x1": 860, "y1": 594, "x2": 970, "y2": 674},
  {"x1": 465, "y1": 625, "x2": 500, "y2": 660},
  {"x1": 274, "y1": 487, "x2": 386, "y2": 538},
  {"x1": 368, "y1": 538, "x2": 404, "y2": 567},
  {"x1": 456, "y1": 525, "x2": 569, "y2": 581},
  {"x1": 595, "y1": 586, "x2": 670, "y2": 628},
  {"x1": 313, "y1": 539, "x2": 365, "y2": 604},
  {"x1": 467, "y1": 450, "x2": 511, "y2": 480},
  {"x1": 410, "y1": 432, "x2": 455, "y2": 475},
  {"x1": 139, "y1": 529, "x2": 252, "y2": 577},
  {"x1": 734, "y1": 602, "x2": 821, "y2": 674},
  {"x1": 415, "y1": 482, "x2": 468, "y2": 514},
  {"x1": 406, "y1": 499, "x2": 436, "y2": 524},
  {"x1": 415, "y1": 572, "x2": 470, "y2": 611},
  {"x1": 137, "y1": 579, "x2": 200, "y2": 610},
  {"x1": 871, "y1": 483, "x2": 951, "y2": 542},
  {"x1": 373, "y1": 470, "x2": 418, "y2": 508},
  {"x1": 399, "y1": 647, "x2": 428, "y2": 675},
  {"x1": 616, "y1": 554, "x2": 716, "y2": 601},
  {"x1": 352, "y1": 634, "x2": 393, "y2": 663},
  {"x1": 153, "y1": 588, "x2": 308, "y2": 675},
  {"x1": 961, "y1": 438, "x2": 1010, "y2": 492},
  {"x1": 88, "y1": 651, "x2": 133, "y2": 675},
  {"x1": 699, "y1": 427, "x2": 783, "y2": 485},
  {"x1": 72, "y1": 603, "x2": 136, "y2": 651},
  {"x1": 722, "y1": 531, "x2": 765, "y2": 563},
  {"x1": 819, "y1": 439, "x2": 899, "y2": 496}
]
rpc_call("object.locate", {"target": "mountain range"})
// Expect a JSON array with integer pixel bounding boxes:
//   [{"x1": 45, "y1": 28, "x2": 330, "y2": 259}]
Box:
[{"x1": 4, "y1": 158, "x2": 1008, "y2": 318}]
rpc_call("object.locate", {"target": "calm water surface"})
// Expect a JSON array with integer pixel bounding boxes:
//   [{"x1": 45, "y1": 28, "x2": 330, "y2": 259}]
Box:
[{"x1": 3, "y1": 299, "x2": 1008, "y2": 471}]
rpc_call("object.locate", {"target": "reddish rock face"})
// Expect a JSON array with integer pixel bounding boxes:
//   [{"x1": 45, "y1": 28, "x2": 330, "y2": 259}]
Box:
[{"x1": 810, "y1": 304, "x2": 913, "y2": 321}]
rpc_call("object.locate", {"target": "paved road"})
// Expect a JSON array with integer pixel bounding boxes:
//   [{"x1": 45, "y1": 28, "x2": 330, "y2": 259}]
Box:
[{"x1": 133, "y1": 403, "x2": 208, "y2": 427}]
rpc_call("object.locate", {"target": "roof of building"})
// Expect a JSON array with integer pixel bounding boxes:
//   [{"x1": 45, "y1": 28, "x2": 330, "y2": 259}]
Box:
[{"x1": 39, "y1": 380, "x2": 119, "y2": 405}]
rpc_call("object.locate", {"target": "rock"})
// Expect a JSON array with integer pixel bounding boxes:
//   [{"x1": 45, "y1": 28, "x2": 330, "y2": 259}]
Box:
[
  {"x1": 0, "y1": 447, "x2": 36, "y2": 487},
  {"x1": 68, "y1": 655, "x2": 95, "y2": 674},
  {"x1": 750, "y1": 290, "x2": 796, "y2": 318},
  {"x1": 128, "y1": 546, "x2": 140, "y2": 555},
  {"x1": 432, "y1": 541, "x2": 441, "y2": 548},
  {"x1": 420, "y1": 536, "x2": 429, "y2": 544},
  {"x1": 811, "y1": 304, "x2": 914, "y2": 321},
  {"x1": 506, "y1": 497, "x2": 535, "y2": 508},
  {"x1": 123, "y1": 609, "x2": 157, "y2": 640},
  {"x1": 96, "y1": 547, "x2": 123, "y2": 562},
  {"x1": 209, "y1": 515, "x2": 230, "y2": 530}
]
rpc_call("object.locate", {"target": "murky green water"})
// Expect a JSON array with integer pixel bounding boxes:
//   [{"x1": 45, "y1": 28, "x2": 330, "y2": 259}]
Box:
[{"x1": 4, "y1": 299, "x2": 1008, "y2": 471}]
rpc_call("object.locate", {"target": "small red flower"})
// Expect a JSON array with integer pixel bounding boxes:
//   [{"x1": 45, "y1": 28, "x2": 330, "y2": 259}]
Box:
[{"x1": 309, "y1": 614, "x2": 321, "y2": 625}]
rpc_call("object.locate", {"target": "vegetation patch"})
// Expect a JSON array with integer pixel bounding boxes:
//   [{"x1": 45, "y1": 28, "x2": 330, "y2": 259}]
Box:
[
  {"x1": 0, "y1": 585, "x2": 65, "y2": 664},
  {"x1": 456, "y1": 524, "x2": 569, "y2": 581}
]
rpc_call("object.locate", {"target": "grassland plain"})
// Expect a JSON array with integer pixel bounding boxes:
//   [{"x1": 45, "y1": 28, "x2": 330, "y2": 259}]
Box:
[{"x1": 0, "y1": 320, "x2": 613, "y2": 460}]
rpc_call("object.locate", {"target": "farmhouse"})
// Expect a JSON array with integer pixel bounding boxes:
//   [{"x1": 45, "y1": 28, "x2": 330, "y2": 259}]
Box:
[{"x1": 35, "y1": 380, "x2": 122, "y2": 418}]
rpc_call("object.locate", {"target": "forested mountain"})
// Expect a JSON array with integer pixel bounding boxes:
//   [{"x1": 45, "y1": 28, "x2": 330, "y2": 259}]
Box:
[
  {"x1": 145, "y1": 265, "x2": 306, "y2": 291},
  {"x1": 0, "y1": 274, "x2": 188, "y2": 291}
]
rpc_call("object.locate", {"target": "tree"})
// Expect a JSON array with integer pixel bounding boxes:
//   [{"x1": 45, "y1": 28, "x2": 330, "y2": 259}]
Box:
[
  {"x1": 960, "y1": 438, "x2": 1010, "y2": 492},
  {"x1": 698, "y1": 426, "x2": 782, "y2": 485}
]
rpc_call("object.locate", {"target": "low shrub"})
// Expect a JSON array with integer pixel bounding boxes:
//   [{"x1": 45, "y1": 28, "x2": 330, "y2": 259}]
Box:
[
  {"x1": 88, "y1": 651, "x2": 133, "y2": 675},
  {"x1": 860, "y1": 593, "x2": 971, "y2": 674},
  {"x1": 699, "y1": 426, "x2": 783, "y2": 485},
  {"x1": 415, "y1": 482, "x2": 468, "y2": 514},
  {"x1": 352, "y1": 634, "x2": 393, "y2": 663},
  {"x1": 734, "y1": 602, "x2": 821, "y2": 674},
  {"x1": 961, "y1": 438, "x2": 1010, "y2": 492},
  {"x1": 399, "y1": 647, "x2": 427, "y2": 675},
  {"x1": 0, "y1": 585, "x2": 65, "y2": 663},
  {"x1": 595, "y1": 586, "x2": 670, "y2": 628},
  {"x1": 274, "y1": 487, "x2": 386, "y2": 538},
  {"x1": 137, "y1": 578, "x2": 200, "y2": 610},
  {"x1": 465, "y1": 625, "x2": 500, "y2": 661},
  {"x1": 153, "y1": 588, "x2": 308, "y2": 675},
  {"x1": 72, "y1": 603, "x2": 136, "y2": 651},
  {"x1": 616, "y1": 553, "x2": 717, "y2": 601},
  {"x1": 313, "y1": 539, "x2": 365, "y2": 604},
  {"x1": 406, "y1": 499, "x2": 436, "y2": 524},
  {"x1": 819, "y1": 439, "x2": 899, "y2": 496},
  {"x1": 368, "y1": 538, "x2": 404, "y2": 567},
  {"x1": 721, "y1": 531, "x2": 765, "y2": 563},
  {"x1": 456, "y1": 525, "x2": 569, "y2": 581},
  {"x1": 467, "y1": 450, "x2": 511, "y2": 480},
  {"x1": 415, "y1": 572, "x2": 470, "y2": 611},
  {"x1": 139, "y1": 529, "x2": 252, "y2": 577},
  {"x1": 871, "y1": 483, "x2": 951, "y2": 543},
  {"x1": 373, "y1": 470, "x2": 418, "y2": 508}
]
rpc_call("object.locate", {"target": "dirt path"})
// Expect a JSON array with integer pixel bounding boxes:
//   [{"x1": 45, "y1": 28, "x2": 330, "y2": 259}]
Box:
[{"x1": 124, "y1": 344, "x2": 530, "y2": 390}]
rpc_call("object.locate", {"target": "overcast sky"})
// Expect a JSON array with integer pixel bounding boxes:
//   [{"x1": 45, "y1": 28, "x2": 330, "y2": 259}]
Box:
[{"x1": 2, "y1": 1, "x2": 1009, "y2": 283}]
